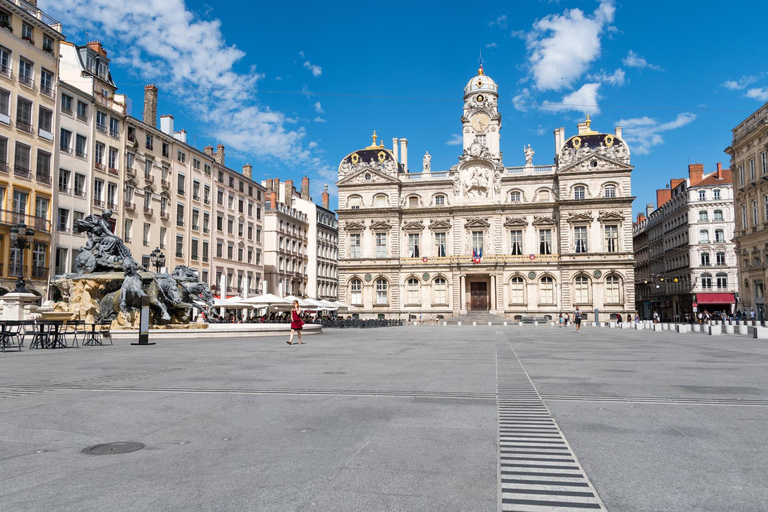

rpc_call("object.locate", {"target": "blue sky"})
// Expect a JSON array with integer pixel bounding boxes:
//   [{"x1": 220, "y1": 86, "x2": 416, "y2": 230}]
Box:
[{"x1": 42, "y1": 0, "x2": 768, "y2": 214}]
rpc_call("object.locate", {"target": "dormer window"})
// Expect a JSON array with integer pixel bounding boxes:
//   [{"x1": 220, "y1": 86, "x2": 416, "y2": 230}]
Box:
[
  {"x1": 98, "y1": 62, "x2": 108, "y2": 79},
  {"x1": 605, "y1": 185, "x2": 616, "y2": 198},
  {"x1": 434, "y1": 195, "x2": 445, "y2": 206},
  {"x1": 86, "y1": 55, "x2": 96, "y2": 73},
  {"x1": 510, "y1": 191, "x2": 521, "y2": 203},
  {"x1": 574, "y1": 186, "x2": 585, "y2": 200},
  {"x1": 21, "y1": 23, "x2": 33, "y2": 43},
  {"x1": 408, "y1": 196, "x2": 419, "y2": 207}
]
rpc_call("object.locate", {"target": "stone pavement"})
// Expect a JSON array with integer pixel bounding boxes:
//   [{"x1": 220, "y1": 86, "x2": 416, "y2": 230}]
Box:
[{"x1": 0, "y1": 325, "x2": 767, "y2": 511}]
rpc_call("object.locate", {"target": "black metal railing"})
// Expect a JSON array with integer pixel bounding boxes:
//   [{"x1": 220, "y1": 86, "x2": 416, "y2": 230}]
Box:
[
  {"x1": 31, "y1": 267, "x2": 47, "y2": 279},
  {"x1": 96, "y1": 123, "x2": 107, "y2": 133},
  {"x1": 36, "y1": 172, "x2": 51, "y2": 185},
  {"x1": 0, "y1": 210, "x2": 51, "y2": 232},
  {"x1": 13, "y1": 165, "x2": 30, "y2": 178},
  {"x1": 16, "y1": 120, "x2": 32, "y2": 133}
]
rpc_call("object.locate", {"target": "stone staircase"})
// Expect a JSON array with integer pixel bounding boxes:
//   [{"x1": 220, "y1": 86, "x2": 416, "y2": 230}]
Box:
[{"x1": 446, "y1": 311, "x2": 510, "y2": 325}]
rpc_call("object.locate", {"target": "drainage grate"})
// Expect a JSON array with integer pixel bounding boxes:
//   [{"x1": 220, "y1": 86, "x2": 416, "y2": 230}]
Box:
[{"x1": 83, "y1": 442, "x2": 145, "y2": 455}]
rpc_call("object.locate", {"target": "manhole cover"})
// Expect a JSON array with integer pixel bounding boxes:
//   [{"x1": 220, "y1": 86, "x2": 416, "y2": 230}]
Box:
[{"x1": 83, "y1": 442, "x2": 145, "y2": 455}]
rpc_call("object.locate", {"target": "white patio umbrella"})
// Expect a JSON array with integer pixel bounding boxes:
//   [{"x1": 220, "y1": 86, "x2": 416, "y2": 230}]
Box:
[
  {"x1": 240, "y1": 293, "x2": 291, "y2": 306},
  {"x1": 332, "y1": 300, "x2": 351, "y2": 312},
  {"x1": 317, "y1": 299, "x2": 339, "y2": 311},
  {"x1": 303, "y1": 298, "x2": 324, "y2": 309},
  {"x1": 283, "y1": 295, "x2": 313, "y2": 307}
]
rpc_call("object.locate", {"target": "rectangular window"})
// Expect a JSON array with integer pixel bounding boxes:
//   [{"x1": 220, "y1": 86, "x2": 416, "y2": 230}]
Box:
[
  {"x1": 574, "y1": 226, "x2": 588, "y2": 253},
  {"x1": 193, "y1": 158, "x2": 200, "y2": 170},
  {"x1": 510, "y1": 230, "x2": 523, "y2": 255},
  {"x1": 192, "y1": 209, "x2": 199, "y2": 230},
  {"x1": 376, "y1": 280, "x2": 388, "y2": 304},
  {"x1": 0, "y1": 46, "x2": 10, "y2": 79},
  {"x1": 408, "y1": 233, "x2": 420, "y2": 258},
  {"x1": 108, "y1": 147, "x2": 118, "y2": 171},
  {"x1": 76, "y1": 135, "x2": 87, "y2": 158},
  {"x1": 36, "y1": 150, "x2": 51, "y2": 182},
  {"x1": 124, "y1": 219, "x2": 132, "y2": 242},
  {"x1": 350, "y1": 233, "x2": 361, "y2": 258},
  {"x1": 471, "y1": 231, "x2": 483, "y2": 256},
  {"x1": 701, "y1": 252, "x2": 710, "y2": 266},
  {"x1": 604, "y1": 225, "x2": 618, "y2": 253},
  {"x1": 176, "y1": 235, "x2": 183, "y2": 258},
  {"x1": 539, "y1": 229, "x2": 552, "y2": 254},
  {"x1": 73, "y1": 173, "x2": 86, "y2": 197},
  {"x1": 18, "y1": 58, "x2": 33, "y2": 86},
  {"x1": 216, "y1": 242, "x2": 222, "y2": 258},
  {"x1": 107, "y1": 182, "x2": 117, "y2": 208},
  {"x1": 750, "y1": 159, "x2": 756, "y2": 182},
  {"x1": 217, "y1": 215, "x2": 223, "y2": 231},
  {"x1": 202, "y1": 241, "x2": 209, "y2": 262},
  {"x1": 204, "y1": 185, "x2": 210, "y2": 204},
  {"x1": 146, "y1": 135, "x2": 153, "y2": 150},
  {"x1": 203, "y1": 212, "x2": 210, "y2": 233},
  {"x1": 110, "y1": 117, "x2": 120, "y2": 138},
  {"x1": 0, "y1": 87, "x2": 9, "y2": 120},
  {"x1": 14, "y1": 142, "x2": 30, "y2": 176},
  {"x1": 58, "y1": 168, "x2": 71, "y2": 192},
  {"x1": 96, "y1": 111, "x2": 107, "y2": 132},
  {"x1": 191, "y1": 239, "x2": 199, "y2": 260},
  {"x1": 375, "y1": 233, "x2": 387, "y2": 258},
  {"x1": 177, "y1": 173, "x2": 185, "y2": 195},
  {"x1": 192, "y1": 180, "x2": 200, "y2": 200},
  {"x1": 38, "y1": 107, "x2": 52, "y2": 136},
  {"x1": 176, "y1": 203, "x2": 184, "y2": 227},
  {"x1": 57, "y1": 208, "x2": 69, "y2": 232},
  {"x1": 16, "y1": 97, "x2": 32, "y2": 132},
  {"x1": 739, "y1": 165, "x2": 744, "y2": 186},
  {"x1": 177, "y1": 150, "x2": 186, "y2": 163},
  {"x1": 716, "y1": 252, "x2": 726, "y2": 266},
  {"x1": 227, "y1": 245, "x2": 233, "y2": 259},
  {"x1": 95, "y1": 143, "x2": 105, "y2": 165},
  {"x1": 160, "y1": 227, "x2": 166, "y2": 249},
  {"x1": 0, "y1": 136, "x2": 6, "y2": 171},
  {"x1": 435, "y1": 232, "x2": 447, "y2": 257}
]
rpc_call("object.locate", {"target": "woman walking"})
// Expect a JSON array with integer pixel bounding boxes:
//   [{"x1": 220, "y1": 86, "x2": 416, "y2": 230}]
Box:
[{"x1": 287, "y1": 300, "x2": 304, "y2": 345}]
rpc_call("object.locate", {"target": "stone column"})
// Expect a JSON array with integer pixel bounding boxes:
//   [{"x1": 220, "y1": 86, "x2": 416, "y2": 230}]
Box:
[
  {"x1": 460, "y1": 275, "x2": 466, "y2": 314},
  {"x1": 490, "y1": 275, "x2": 496, "y2": 311}
]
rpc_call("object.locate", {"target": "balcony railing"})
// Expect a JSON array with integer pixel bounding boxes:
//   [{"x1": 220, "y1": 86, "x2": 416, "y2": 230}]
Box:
[
  {"x1": 0, "y1": 162, "x2": 8, "y2": 173},
  {"x1": 16, "y1": 120, "x2": 32, "y2": 133},
  {"x1": 74, "y1": 188, "x2": 85, "y2": 198},
  {"x1": 176, "y1": 220, "x2": 184, "y2": 227},
  {"x1": 93, "y1": 199, "x2": 105, "y2": 208},
  {"x1": 76, "y1": 113, "x2": 87, "y2": 122},
  {"x1": 31, "y1": 267, "x2": 47, "y2": 279},
  {"x1": 18, "y1": 74, "x2": 34, "y2": 88},
  {"x1": 75, "y1": 150, "x2": 87, "y2": 159},
  {"x1": 125, "y1": 202, "x2": 135, "y2": 212},
  {"x1": 145, "y1": 174, "x2": 154, "y2": 184},
  {"x1": 95, "y1": 162, "x2": 105, "y2": 172},
  {"x1": 57, "y1": 224, "x2": 69, "y2": 233},
  {"x1": 0, "y1": 209, "x2": 51, "y2": 232},
  {"x1": 59, "y1": 144, "x2": 71, "y2": 153},
  {"x1": 40, "y1": 84, "x2": 54, "y2": 98},
  {"x1": 36, "y1": 172, "x2": 51, "y2": 185},
  {"x1": 143, "y1": 207, "x2": 153, "y2": 215},
  {"x1": 109, "y1": 128, "x2": 119, "y2": 138},
  {"x1": 108, "y1": 202, "x2": 118, "y2": 210},
  {"x1": 126, "y1": 167, "x2": 136, "y2": 177},
  {"x1": 9, "y1": 263, "x2": 21, "y2": 278},
  {"x1": 13, "y1": 165, "x2": 30, "y2": 178},
  {"x1": 160, "y1": 211, "x2": 169, "y2": 220},
  {"x1": 96, "y1": 123, "x2": 107, "y2": 134},
  {"x1": 161, "y1": 179, "x2": 170, "y2": 189},
  {"x1": 0, "y1": 65, "x2": 11, "y2": 79},
  {"x1": 62, "y1": 107, "x2": 72, "y2": 116},
  {"x1": 108, "y1": 168, "x2": 119, "y2": 176}
]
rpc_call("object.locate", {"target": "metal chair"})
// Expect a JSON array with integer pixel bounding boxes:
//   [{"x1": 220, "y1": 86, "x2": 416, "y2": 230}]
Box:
[
  {"x1": 28, "y1": 322, "x2": 52, "y2": 349},
  {"x1": 98, "y1": 321, "x2": 113, "y2": 345},
  {"x1": 63, "y1": 320, "x2": 83, "y2": 348}
]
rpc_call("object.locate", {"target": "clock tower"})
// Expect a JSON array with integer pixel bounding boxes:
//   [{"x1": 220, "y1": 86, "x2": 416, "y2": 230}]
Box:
[{"x1": 462, "y1": 65, "x2": 501, "y2": 161}]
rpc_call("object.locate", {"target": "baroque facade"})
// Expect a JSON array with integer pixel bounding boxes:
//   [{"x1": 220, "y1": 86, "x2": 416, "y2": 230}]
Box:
[
  {"x1": 336, "y1": 67, "x2": 636, "y2": 320},
  {"x1": 726, "y1": 102, "x2": 768, "y2": 319},
  {"x1": 633, "y1": 163, "x2": 737, "y2": 321}
]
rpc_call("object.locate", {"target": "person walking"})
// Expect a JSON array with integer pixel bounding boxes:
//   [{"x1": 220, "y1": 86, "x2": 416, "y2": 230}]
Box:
[
  {"x1": 287, "y1": 300, "x2": 304, "y2": 345},
  {"x1": 574, "y1": 306, "x2": 582, "y2": 333}
]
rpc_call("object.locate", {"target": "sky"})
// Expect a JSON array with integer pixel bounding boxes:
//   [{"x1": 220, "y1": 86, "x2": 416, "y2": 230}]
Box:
[{"x1": 41, "y1": 0, "x2": 768, "y2": 215}]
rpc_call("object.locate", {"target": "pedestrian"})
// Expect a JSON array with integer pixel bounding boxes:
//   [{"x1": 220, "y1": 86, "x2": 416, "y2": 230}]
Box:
[
  {"x1": 616, "y1": 314, "x2": 623, "y2": 325},
  {"x1": 653, "y1": 311, "x2": 660, "y2": 324},
  {"x1": 627, "y1": 313, "x2": 632, "y2": 324},
  {"x1": 574, "y1": 306, "x2": 582, "y2": 333},
  {"x1": 287, "y1": 300, "x2": 304, "y2": 345},
  {"x1": 558, "y1": 312, "x2": 563, "y2": 327}
]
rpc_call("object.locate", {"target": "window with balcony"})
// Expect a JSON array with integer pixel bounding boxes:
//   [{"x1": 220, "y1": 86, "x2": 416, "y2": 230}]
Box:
[
  {"x1": 701, "y1": 252, "x2": 710, "y2": 266},
  {"x1": 192, "y1": 180, "x2": 200, "y2": 200},
  {"x1": 699, "y1": 190, "x2": 706, "y2": 201},
  {"x1": 36, "y1": 150, "x2": 51, "y2": 184},
  {"x1": 176, "y1": 235, "x2": 183, "y2": 258},
  {"x1": 18, "y1": 58, "x2": 33, "y2": 87},
  {"x1": 408, "y1": 233, "x2": 420, "y2": 258},
  {"x1": 539, "y1": 229, "x2": 552, "y2": 254},
  {"x1": 96, "y1": 111, "x2": 107, "y2": 132},
  {"x1": 13, "y1": 141, "x2": 30, "y2": 177},
  {"x1": 714, "y1": 189, "x2": 721, "y2": 200},
  {"x1": 604, "y1": 225, "x2": 618, "y2": 253},
  {"x1": 16, "y1": 96, "x2": 32, "y2": 133},
  {"x1": 75, "y1": 135, "x2": 87, "y2": 158},
  {"x1": 192, "y1": 209, "x2": 199, "y2": 231},
  {"x1": 110, "y1": 117, "x2": 119, "y2": 138},
  {"x1": 57, "y1": 208, "x2": 69, "y2": 232},
  {"x1": 714, "y1": 210, "x2": 724, "y2": 222},
  {"x1": 94, "y1": 142, "x2": 105, "y2": 167},
  {"x1": 701, "y1": 273, "x2": 712, "y2": 289},
  {"x1": 74, "y1": 173, "x2": 85, "y2": 197},
  {"x1": 38, "y1": 106, "x2": 52, "y2": 139},
  {"x1": 177, "y1": 173, "x2": 185, "y2": 195},
  {"x1": 191, "y1": 239, "x2": 199, "y2": 260},
  {"x1": 176, "y1": 203, "x2": 184, "y2": 227},
  {"x1": 716, "y1": 252, "x2": 726, "y2": 266},
  {"x1": 227, "y1": 245, "x2": 233, "y2": 259}
]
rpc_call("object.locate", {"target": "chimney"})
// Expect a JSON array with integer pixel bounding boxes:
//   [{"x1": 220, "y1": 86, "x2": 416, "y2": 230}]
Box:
[
  {"x1": 284, "y1": 180, "x2": 294, "y2": 207},
  {"x1": 215, "y1": 144, "x2": 225, "y2": 166},
  {"x1": 716, "y1": 162, "x2": 723, "y2": 179},
  {"x1": 645, "y1": 202, "x2": 655, "y2": 218},
  {"x1": 203, "y1": 145, "x2": 214, "y2": 157},
  {"x1": 173, "y1": 130, "x2": 187, "y2": 144},
  {"x1": 143, "y1": 85, "x2": 158, "y2": 128},
  {"x1": 614, "y1": 126, "x2": 622, "y2": 139},
  {"x1": 554, "y1": 127, "x2": 565, "y2": 156},
  {"x1": 399, "y1": 138, "x2": 408, "y2": 173},
  {"x1": 322, "y1": 184, "x2": 329, "y2": 210},
  {"x1": 301, "y1": 176, "x2": 310, "y2": 200},
  {"x1": 688, "y1": 163, "x2": 704, "y2": 185},
  {"x1": 577, "y1": 121, "x2": 588, "y2": 134},
  {"x1": 273, "y1": 178, "x2": 280, "y2": 195},
  {"x1": 265, "y1": 178, "x2": 273, "y2": 192},
  {"x1": 243, "y1": 164, "x2": 252, "y2": 179},
  {"x1": 656, "y1": 188, "x2": 672, "y2": 208},
  {"x1": 270, "y1": 191, "x2": 277, "y2": 210},
  {"x1": 392, "y1": 137, "x2": 399, "y2": 163},
  {"x1": 86, "y1": 41, "x2": 107, "y2": 58},
  {"x1": 160, "y1": 115, "x2": 174, "y2": 135},
  {"x1": 637, "y1": 212, "x2": 646, "y2": 223}
]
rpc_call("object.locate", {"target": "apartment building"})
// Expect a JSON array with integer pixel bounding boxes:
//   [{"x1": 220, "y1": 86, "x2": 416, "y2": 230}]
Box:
[
  {"x1": 55, "y1": 40, "x2": 127, "y2": 277},
  {"x1": 209, "y1": 150, "x2": 265, "y2": 298},
  {"x1": 262, "y1": 178, "x2": 308, "y2": 297},
  {"x1": 291, "y1": 178, "x2": 338, "y2": 300},
  {"x1": 0, "y1": 0, "x2": 64, "y2": 294}
]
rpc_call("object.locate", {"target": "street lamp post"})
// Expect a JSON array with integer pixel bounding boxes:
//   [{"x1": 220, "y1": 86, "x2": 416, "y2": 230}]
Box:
[
  {"x1": 149, "y1": 247, "x2": 166, "y2": 273},
  {"x1": 9, "y1": 223, "x2": 35, "y2": 293}
]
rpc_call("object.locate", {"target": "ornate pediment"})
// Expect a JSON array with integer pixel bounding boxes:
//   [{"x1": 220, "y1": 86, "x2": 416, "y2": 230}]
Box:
[
  {"x1": 464, "y1": 217, "x2": 491, "y2": 229},
  {"x1": 370, "y1": 220, "x2": 391, "y2": 231},
  {"x1": 504, "y1": 216, "x2": 528, "y2": 227},
  {"x1": 428, "y1": 219, "x2": 452, "y2": 231},
  {"x1": 532, "y1": 215, "x2": 557, "y2": 226},
  {"x1": 345, "y1": 220, "x2": 366, "y2": 231},
  {"x1": 559, "y1": 152, "x2": 632, "y2": 174},
  {"x1": 337, "y1": 166, "x2": 400, "y2": 186},
  {"x1": 597, "y1": 210, "x2": 625, "y2": 222},
  {"x1": 567, "y1": 212, "x2": 594, "y2": 224},
  {"x1": 403, "y1": 220, "x2": 425, "y2": 232}
]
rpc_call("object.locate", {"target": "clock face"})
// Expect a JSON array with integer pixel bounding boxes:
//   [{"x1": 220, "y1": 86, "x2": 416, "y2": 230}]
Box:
[{"x1": 471, "y1": 113, "x2": 490, "y2": 133}]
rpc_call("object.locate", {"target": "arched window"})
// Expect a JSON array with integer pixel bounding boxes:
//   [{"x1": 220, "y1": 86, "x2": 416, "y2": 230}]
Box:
[
  {"x1": 714, "y1": 210, "x2": 724, "y2": 221},
  {"x1": 701, "y1": 273, "x2": 712, "y2": 289},
  {"x1": 716, "y1": 273, "x2": 728, "y2": 289},
  {"x1": 434, "y1": 195, "x2": 446, "y2": 206},
  {"x1": 406, "y1": 278, "x2": 420, "y2": 305},
  {"x1": 408, "y1": 196, "x2": 419, "y2": 207},
  {"x1": 434, "y1": 277, "x2": 447, "y2": 304},
  {"x1": 605, "y1": 275, "x2": 621, "y2": 303},
  {"x1": 699, "y1": 230, "x2": 709, "y2": 243},
  {"x1": 375, "y1": 278, "x2": 388, "y2": 304},
  {"x1": 538, "y1": 190, "x2": 550, "y2": 202},
  {"x1": 574, "y1": 186, "x2": 585, "y2": 200},
  {"x1": 699, "y1": 211, "x2": 708, "y2": 222},
  {"x1": 510, "y1": 277, "x2": 525, "y2": 304},
  {"x1": 715, "y1": 229, "x2": 725, "y2": 243},
  {"x1": 374, "y1": 194, "x2": 388, "y2": 207},
  {"x1": 349, "y1": 279, "x2": 363, "y2": 304},
  {"x1": 510, "y1": 191, "x2": 522, "y2": 203},
  {"x1": 574, "y1": 275, "x2": 590, "y2": 303},
  {"x1": 348, "y1": 195, "x2": 361, "y2": 209},
  {"x1": 540, "y1": 276, "x2": 554, "y2": 304},
  {"x1": 604, "y1": 185, "x2": 616, "y2": 198}
]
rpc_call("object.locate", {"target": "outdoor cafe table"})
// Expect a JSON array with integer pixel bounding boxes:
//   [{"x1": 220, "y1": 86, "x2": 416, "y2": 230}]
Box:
[{"x1": 81, "y1": 323, "x2": 102, "y2": 346}]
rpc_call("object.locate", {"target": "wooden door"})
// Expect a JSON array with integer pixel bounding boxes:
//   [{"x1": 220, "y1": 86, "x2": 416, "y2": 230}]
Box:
[{"x1": 470, "y1": 282, "x2": 488, "y2": 310}]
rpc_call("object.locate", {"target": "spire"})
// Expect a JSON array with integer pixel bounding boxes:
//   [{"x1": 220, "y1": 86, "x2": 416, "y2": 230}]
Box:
[{"x1": 478, "y1": 50, "x2": 484, "y2": 76}]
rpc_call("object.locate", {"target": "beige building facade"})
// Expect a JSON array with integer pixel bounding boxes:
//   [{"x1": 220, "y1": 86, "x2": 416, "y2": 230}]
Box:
[
  {"x1": 726, "y1": 102, "x2": 768, "y2": 319},
  {"x1": 336, "y1": 67, "x2": 636, "y2": 320}
]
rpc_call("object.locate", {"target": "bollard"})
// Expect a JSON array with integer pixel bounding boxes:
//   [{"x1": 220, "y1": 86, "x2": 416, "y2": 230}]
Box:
[
  {"x1": 635, "y1": 323, "x2": 644, "y2": 330},
  {"x1": 457, "y1": 321, "x2": 462, "y2": 326},
  {"x1": 753, "y1": 326, "x2": 768, "y2": 339},
  {"x1": 473, "y1": 322, "x2": 476, "y2": 326},
  {"x1": 737, "y1": 325, "x2": 748, "y2": 335},
  {"x1": 534, "y1": 321, "x2": 538, "y2": 326},
  {"x1": 709, "y1": 325, "x2": 722, "y2": 336},
  {"x1": 692, "y1": 324, "x2": 701, "y2": 332},
  {"x1": 609, "y1": 322, "x2": 616, "y2": 328},
  {"x1": 503, "y1": 321, "x2": 508, "y2": 326},
  {"x1": 724, "y1": 324, "x2": 734, "y2": 334},
  {"x1": 653, "y1": 324, "x2": 663, "y2": 332},
  {"x1": 488, "y1": 321, "x2": 492, "y2": 326},
  {"x1": 676, "y1": 324, "x2": 689, "y2": 334},
  {"x1": 622, "y1": 322, "x2": 631, "y2": 329}
]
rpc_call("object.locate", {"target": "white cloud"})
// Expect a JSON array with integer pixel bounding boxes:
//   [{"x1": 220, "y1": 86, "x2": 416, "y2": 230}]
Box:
[
  {"x1": 622, "y1": 50, "x2": 661, "y2": 70},
  {"x1": 308, "y1": 141, "x2": 318, "y2": 149},
  {"x1": 526, "y1": 0, "x2": 615, "y2": 91},
  {"x1": 303, "y1": 60, "x2": 322, "y2": 77},
  {"x1": 488, "y1": 15, "x2": 508, "y2": 28},
  {"x1": 40, "y1": 0, "x2": 332, "y2": 186},
  {"x1": 745, "y1": 88, "x2": 768, "y2": 102},
  {"x1": 617, "y1": 113, "x2": 696, "y2": 155},
  {"x1": 313, "y1": 116, "x2": 326, "y2": 123},
  {"x1": 722, "y1": 76, "x2": 758, "y2": 90},
  {"x1": 512, "y1": 87, "x2": 535, "y2": 112},
  {"x1": 313, "y1": 101, "x2": 324, "y2": 114},
  {"x1": 587, "y1": 68, "x2": 626, "y2": 87},
  {"x1": 445, "y1": 134, "x2": 463, "y2": 146},
  {"x1": 485, "y1": 42, "x2": 498, "y2": 48},
  {"x1": 541, "y1": 83, "x2": 601, "y2": 115},
  {"x1": 298, "y1": 51, "x2": 305, "y2": 58}
]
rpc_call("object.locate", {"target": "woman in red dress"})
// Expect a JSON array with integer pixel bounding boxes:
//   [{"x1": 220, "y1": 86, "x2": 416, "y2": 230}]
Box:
[{"x1": 287, "y1": 300, "x2": 303, "y2": 345}]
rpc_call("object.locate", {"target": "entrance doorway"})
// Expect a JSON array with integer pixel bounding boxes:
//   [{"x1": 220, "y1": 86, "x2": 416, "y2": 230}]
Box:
[{"x1": 470, "y1": 281, "x2": 488, "y2": 310}]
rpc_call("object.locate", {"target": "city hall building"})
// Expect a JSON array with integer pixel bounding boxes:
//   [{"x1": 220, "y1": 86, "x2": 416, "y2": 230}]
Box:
[{"x1": 336, "y1": 66, "x2": 636, "y2": 321}]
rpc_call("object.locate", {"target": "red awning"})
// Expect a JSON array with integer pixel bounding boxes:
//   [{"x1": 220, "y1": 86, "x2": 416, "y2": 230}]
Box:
[{"x1": 696, "y1": 293, "x2": 735, "y2": 304}]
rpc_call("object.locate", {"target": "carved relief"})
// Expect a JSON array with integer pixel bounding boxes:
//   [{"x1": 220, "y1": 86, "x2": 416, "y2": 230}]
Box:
[
  {"x1": 403, "y1": 220, "x2": 425, "y2": 232},
  {"x1": 370, "y1": 220, "x2": 392, "y2": 231},
  {"x1": 597, "y1": 210, "x2": 624, "y2": 222},
  {"x1": 532, "y1": 215, "x2": 557, "y2": 226},
  {"x1": 345, "y1": 220, "x2": 366, "y2": 231},
  {"x1": 428, "y1": 219, "x2": 452, "y2": 230},
  {"x1": 567, "y1": 212, "x2": 594, "y2": 224},
  {"x1": 504, "y1": 216, "x2": 528, "y2": 227},
  {"x1": 464, "y1": 217, "x2": 491, "y2": 229}
]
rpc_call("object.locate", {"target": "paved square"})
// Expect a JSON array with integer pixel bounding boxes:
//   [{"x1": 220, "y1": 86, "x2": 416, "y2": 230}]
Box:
[{"x1": 0, "y1": 325, "x2": 767, "y2": 511}]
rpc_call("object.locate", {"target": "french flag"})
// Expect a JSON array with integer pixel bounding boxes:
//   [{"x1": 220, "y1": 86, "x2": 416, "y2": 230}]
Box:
[{"x1": 472, "y1": 248, "x2": 482, "y2": 264}]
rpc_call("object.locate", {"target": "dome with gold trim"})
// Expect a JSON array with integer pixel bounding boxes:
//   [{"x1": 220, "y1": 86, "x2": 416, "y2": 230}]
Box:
[
  {"x1": 464, "y1": 65, "x2": 498, "y2": 96},
  {"x1": 338, "y1": 131, "x2": 403, "y2": 175}
]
